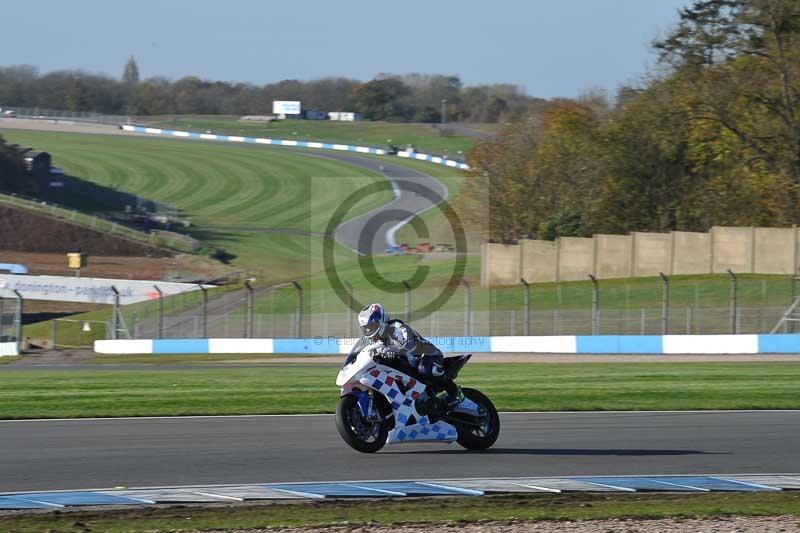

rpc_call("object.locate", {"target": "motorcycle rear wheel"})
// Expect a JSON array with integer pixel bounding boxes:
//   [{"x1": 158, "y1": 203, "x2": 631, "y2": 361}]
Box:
[
  {"x1": 335, "y1": 394, "x2": 389, "y2": 453},
  {"x1": 455, "y1": 387, "x2": 500, "y2": 450}
]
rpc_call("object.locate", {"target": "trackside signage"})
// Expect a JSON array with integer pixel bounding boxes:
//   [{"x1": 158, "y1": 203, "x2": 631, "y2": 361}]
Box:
[{"x1": 0, "y1": 274, "x2": 212, "y2": 305}]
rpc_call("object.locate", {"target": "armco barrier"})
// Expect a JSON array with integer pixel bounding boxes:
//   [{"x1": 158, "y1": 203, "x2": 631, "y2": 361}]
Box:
[
  {"x1": 0, "y1": 341, "x2": 19, "y2": 356},
  {"x1": 120, "y1": 125, "x2": 470, "y2": 170},
  {"x1": 94, "y1": 334, "x2": 800, "y2": 355},
  {"x1": 121, "y1": 125, "x2": 388, "y2": 154},
  {"x1": 396, "y1": 150, "x2": 470, "y2": 170}
]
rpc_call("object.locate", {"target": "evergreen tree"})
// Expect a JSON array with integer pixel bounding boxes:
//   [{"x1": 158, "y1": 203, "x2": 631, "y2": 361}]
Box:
[{"x1": 122, "y1": 55, "x2": 140, "y2": 86}]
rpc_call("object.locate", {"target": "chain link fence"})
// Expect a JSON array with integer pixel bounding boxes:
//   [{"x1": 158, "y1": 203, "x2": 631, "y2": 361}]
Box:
[
  {"x1": 0, "y1": 293, "x2": 22, "y2": 343},
  {"x1": 111, "y1": 273, "x2": 798, "y2": 340},
  {"x1": 1, "y1": 106, "x2": 130, "y2": 126}
]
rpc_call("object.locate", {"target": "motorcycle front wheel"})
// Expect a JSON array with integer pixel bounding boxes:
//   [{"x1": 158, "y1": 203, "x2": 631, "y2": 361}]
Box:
[
  {"x1": 335, "y1": 394, "x2": 389, "y2": 453},
  {"x1": 455, "y1": 387, "x2": 500, "y2": 450}
]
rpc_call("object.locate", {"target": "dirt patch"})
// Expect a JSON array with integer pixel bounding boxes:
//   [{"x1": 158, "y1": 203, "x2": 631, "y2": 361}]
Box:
[
  {"x1": 220, "y1": 516, "x2": 800, "y2": 532},
  {"x1": 0, "y1": 204, "x2": 167, "y2": 256},
  {"x1": 1, "y1": 250, "x2": 228, "y2": 281}
]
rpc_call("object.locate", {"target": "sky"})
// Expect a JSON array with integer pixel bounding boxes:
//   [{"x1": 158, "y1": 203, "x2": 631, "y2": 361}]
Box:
[{"x1": 2, "y1": 0, "x2": 692, "y2": 99}]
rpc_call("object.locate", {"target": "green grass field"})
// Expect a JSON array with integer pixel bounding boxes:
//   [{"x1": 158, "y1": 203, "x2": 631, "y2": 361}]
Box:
[
  {"x1": 148, "y1": 115, "x2": 479, "y2": 156},
  {"x1": 0, "y1": 129, "x2": 392, "y2": 275},
  {"x1": 1, "y1": 362, "x2": 797, "y2": 419}
]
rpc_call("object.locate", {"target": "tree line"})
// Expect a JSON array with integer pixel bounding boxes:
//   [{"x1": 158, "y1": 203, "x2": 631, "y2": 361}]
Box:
[
  {"x1": 461, "y1": 0, "x2": 800, "y2": 242},
  {"x1": 0, "y1": 136, "x2": 35, "y2": 195},
  {"x1": 0, "y1": 58, "x2": 546, "y2": 123}
]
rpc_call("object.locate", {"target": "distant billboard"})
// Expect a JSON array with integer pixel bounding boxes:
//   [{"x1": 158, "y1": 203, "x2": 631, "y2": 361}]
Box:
[
  {"x1": 0, "y1": 274, "x2": 213, "y2": 305},
  {"x1": 272, "y1": 101, "x2": 301, "y2": 115}
]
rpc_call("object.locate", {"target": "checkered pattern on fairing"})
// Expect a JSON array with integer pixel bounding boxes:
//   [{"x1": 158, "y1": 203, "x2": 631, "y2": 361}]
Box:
[{"x1": 358, "y1": 364, "x2": 458, "y2": 444}]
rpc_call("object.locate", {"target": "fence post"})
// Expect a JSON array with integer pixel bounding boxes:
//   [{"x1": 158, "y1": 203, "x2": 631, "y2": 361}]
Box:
[
  {"x1": 244, "y1": 280, "x2": 254, "y2": 339},
  {"x1": 13, "y1": 290, "x2": 22, "y2": 347},
  {"x1": 521, "y1": 278, "x2": 531, "y2": 336},
  {"x1": 402, "y1": 280, "x2": 411, "y2": 323},
  {"x1": 686, "y1": 307, "x2": 692, "y2": 334},
  {"x1": 640, "y1": 308, "x2": 646, "y2": 335},
  {"x1": 460, "y1": 278, "x2": 471, "y2": 336},
  {"x1": 292, "y1": 281, "x2": 303, "y2": 339},
  {"x1": 197, "y1": 283, "x2": 208, "y2": 338},
  {"x1": 110, "y1": 286, "x2": 120, "y2": 340},
  {"x1": 727, "y1": 269, "x2": 737, "y2": 334},
  {"x1": 344, "y1": 281, "x2": 354, "y2": 338},
  {"x1": 659, "y1": 272, "x2": 669, "y2": 335},
  {"x1": 588, "y1": 274, "x2": 599, "y2": 335},
  {"x1": 154, "y1": 285, "x2": 164, "y2": 339},
  {"x1": 0, "y1": 295, "x2": 4, "y2": 341}
]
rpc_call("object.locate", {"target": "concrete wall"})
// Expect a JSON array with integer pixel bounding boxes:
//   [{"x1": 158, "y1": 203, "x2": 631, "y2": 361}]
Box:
[
  {"x1": 520, "y1": 239, "x2": 557, "y2": 283},
  {"x1": 594, "y1": 234, "x2": 633, "y2": 279},
  {"x1": 481, "y1": 226, "x2": 800, "y2": 287},
  {"x1": 632, "y1": 232, "x2": 671, "y2": 277},
  {"x1": 712, "y1": 226, "x2": 753, "y2": 273},
  {"x1": 754, "y1": 227, "x2": 796, "y2": 274},
  {"x1": 557, "y1": 237, "x2": 594, "y2": 282},
  {"x1": 672, "y1": 231, "x2": 712, "y2": 275},
  {"x1": 481, "y1": 243, "x2": 520, "y2": 286}
]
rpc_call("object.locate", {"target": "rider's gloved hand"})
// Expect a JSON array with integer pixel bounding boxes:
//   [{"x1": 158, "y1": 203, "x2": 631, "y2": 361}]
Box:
[{"x1": 373, "y1": 344, "x2": 399, "y2": 360}]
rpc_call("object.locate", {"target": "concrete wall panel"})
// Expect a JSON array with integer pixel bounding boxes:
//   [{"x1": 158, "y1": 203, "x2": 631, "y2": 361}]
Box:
[
  {"x1": 632, "y1": 232, "x2": 671, "y2": 277},
  {"x1": 557, "y1": 237, "x2": 595, "y2": 281},
  {"x1": 482, "y1": 242, "x2": 520, "y2": 286},
  {"x1": 711, "y1": 226, "x2": 753, "y2": 273},
  {"x1": 520, "y1": 239, "x2": 558, "y2": 283},
  {"x1": 594, "y1": 234, "x2": 633, "y2": 279},
  {"x1": 671, "y1": 231, "x2": 711, "y2": 275},
  {"x1": 754, "y1": 227, "x2": 796, "y2": 274}
]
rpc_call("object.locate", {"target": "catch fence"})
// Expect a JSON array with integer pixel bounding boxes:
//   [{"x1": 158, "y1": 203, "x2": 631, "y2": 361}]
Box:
[{"x1": 114, "y1": 272, "x2": 799, "y2": 340}]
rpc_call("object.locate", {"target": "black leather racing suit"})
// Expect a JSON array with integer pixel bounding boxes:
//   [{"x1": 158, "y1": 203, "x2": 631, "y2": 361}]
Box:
[{"x1": 348, "y1": 319, "x2": 447, "y2": 387}]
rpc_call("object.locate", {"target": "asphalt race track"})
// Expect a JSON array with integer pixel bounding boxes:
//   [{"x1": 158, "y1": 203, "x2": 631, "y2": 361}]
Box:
[
  {"x1": 2, "y1": 411, "x2": 797, "y2": 492},
  {"x1": 316, "y1": 152, "x2": 448, "y2": 255}
]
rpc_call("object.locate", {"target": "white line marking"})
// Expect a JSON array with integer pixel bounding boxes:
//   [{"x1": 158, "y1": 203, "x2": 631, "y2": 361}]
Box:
[
  {"x1": 508, "y1": 482, "x2": 561, "y2": 493},
  {"x1": 8, "y1": 497, "x2": 64, "y2": 507},
  {"x1": 418, "y1": 482, "x2": 484, "y2": 496},
  {"x1": 1, "y1": 409, "x2": 797, "y2": 423},
  {"x1": 577, "y1": 481, "x2": 636, "y2": 492},
  {"x1": 645, "y1": 480, "x2": 710, "y2": 492},
  {"x1": 347, "y1": 484, "x2": 406, "y2": 496},
  {"x1": 191, "y1": 491, "x2": 244, "y2": 501},
  {"x1": 713, "y1": 477, "x2": 782, "y2": 491},
  {"x1": 269, "y1": 488, "x2": 325, "y2": 499}
]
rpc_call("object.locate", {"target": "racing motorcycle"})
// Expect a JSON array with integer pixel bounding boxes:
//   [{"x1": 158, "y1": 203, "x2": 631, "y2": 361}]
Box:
[{"x1": 335, "y1": 342, "x2": 500, "y2": 453}]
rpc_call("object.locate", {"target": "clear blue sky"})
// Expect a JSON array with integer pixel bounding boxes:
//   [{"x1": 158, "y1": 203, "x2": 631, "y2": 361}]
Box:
[{"x1": 3, "y1": 0, "x2": 691, "y2": 98}]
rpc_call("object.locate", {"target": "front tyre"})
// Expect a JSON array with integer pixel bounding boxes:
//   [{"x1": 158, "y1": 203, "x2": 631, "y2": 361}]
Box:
[
  {"x1": 335, "y1": 394, "x2": 388, "y2": 453},
  {"x1": 455, "y1": 387, "x2": 500, "y2": 450}
]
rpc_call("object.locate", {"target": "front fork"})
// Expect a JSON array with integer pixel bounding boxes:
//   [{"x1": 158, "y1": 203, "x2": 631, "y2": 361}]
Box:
[{"x1": 341, "y1": 384, "x2": 375, "y2": 420}]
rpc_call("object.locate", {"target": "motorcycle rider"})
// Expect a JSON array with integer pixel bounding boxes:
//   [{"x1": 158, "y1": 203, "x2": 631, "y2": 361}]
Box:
[{"x1": 350, "y1": 303, "x2": 463, "y2": 409}]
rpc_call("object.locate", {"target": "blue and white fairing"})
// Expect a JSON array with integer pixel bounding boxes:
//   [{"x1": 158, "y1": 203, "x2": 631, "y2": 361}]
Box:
[{"x1": 337, "y1": 343, "x2": 458, "y2": 444}]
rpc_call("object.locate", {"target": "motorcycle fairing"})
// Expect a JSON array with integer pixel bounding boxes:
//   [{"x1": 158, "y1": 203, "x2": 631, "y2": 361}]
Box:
[{"x1": 359, "y1": 364, "x2": 458, "y2": 444}]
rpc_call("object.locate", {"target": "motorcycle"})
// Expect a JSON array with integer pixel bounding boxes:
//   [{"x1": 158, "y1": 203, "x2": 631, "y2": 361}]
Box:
[{"x1": 335, "y1": 342, "x2": 500, "y2": 453}]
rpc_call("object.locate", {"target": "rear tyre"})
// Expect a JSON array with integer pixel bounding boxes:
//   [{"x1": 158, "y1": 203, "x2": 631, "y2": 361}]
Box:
[
  {"x1": 335, "y1": 394, "x2": 388, "y2": 453},
  {"x1": 455, "y1": 387, "x2": 500, "y2": 450}
]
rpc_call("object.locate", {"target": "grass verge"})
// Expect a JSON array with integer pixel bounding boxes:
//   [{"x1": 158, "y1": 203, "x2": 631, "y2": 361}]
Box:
[
  {"x1": 0, "y1": 362, "x2": 798, "y2": 418},
  {"x1": 148, "y1": 115, "x2": 478, "y2": 155},
  {"x1": 2, "y1": 492, "x2": 799, "y2": 533}
]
